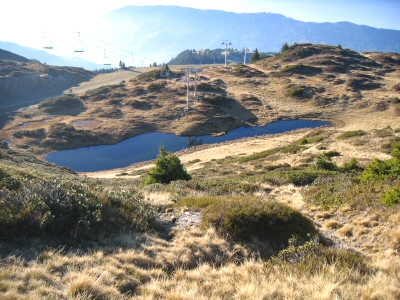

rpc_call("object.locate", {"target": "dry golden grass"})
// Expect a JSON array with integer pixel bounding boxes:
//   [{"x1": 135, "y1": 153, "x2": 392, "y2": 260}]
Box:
[
  {"x1": 323, "y1": 219, "x2": 343, "y2": 230},
  {"x1": 1, "y1": 45, "x2": 399, "y2": 299},
  {"x1": 1, "y1": 240, "x2": 399, "y2": 299}
]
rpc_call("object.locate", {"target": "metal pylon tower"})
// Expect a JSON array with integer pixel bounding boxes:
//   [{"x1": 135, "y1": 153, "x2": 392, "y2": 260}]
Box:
[
  {"x1": 181, "y1": 66, "x2": 203, "y2": 109},
  {"x1": 221, "y1": 40, "x2": 232, "y2": 67}
]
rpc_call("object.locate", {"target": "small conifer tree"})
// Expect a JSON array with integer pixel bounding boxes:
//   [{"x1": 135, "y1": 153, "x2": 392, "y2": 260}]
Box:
[
  {"x1": 144, "y1": 145, "x2": 191, "y2": 184},
  {"x1": 281, "y1": 42, "x2": 290, "y2": 53},
  {"x1": 250, "y1": 48, "x2": 260, "y2": 63}
]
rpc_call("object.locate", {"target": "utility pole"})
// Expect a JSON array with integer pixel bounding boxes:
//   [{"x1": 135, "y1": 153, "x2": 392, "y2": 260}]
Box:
[
  {"x1": 243, "y1": 48, "x2": 250, "y2": 65},
  {"x1": 221, "y1": 40, "x2": 232, "y2": 67}
]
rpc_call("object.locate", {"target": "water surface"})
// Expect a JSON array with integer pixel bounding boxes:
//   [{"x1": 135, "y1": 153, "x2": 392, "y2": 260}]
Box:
[{"x1": 46, "y1": 120, "x2": 330, "y2": 172}]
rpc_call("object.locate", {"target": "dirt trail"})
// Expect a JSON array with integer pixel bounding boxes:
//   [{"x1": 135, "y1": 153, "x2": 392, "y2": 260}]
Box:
[{"x1": 64, "y1": 68, "x2": 152, "y2": 95}]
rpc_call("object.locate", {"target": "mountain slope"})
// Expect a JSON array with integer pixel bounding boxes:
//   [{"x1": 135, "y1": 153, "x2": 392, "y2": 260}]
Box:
[
  {"x1": 1, "y1": 43, "x2": 398, "y2": 155},
  {"x1": 0, "y1": 56, "x2": 94, "y2": 109},
  {"x1": 87, "y1": 5, "x2": 400, "y2": 63},
  {"x1": 0, "y1": 48, "x2": 30, "y2": 63}
]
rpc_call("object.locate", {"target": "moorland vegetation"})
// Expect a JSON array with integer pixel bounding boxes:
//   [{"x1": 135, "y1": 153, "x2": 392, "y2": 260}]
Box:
[{"x1": 0, "y1": 43, "x2": 399, "y2": 298}]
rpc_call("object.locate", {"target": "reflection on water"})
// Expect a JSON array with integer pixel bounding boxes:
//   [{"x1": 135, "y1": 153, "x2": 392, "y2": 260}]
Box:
[
  {"x1": 188, "y1": 136, "x2": 203, "y2": 147},
  {"x1": 46, "y1": 120, "x2": 330, "y2": 172}
]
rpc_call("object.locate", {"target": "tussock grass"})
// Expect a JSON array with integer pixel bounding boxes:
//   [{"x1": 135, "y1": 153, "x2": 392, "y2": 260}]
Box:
[{"x1": 323, "y1": 219, "x2": 343, "y2": 230}]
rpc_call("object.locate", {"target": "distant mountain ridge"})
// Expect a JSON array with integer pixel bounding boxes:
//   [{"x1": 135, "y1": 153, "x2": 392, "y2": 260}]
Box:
[
  {"x1": 86, "y1": 5, "x2": 400, "y2": 63},
  {"x1": 0, "y1": 41, "x2": 107, "y2": 70}
]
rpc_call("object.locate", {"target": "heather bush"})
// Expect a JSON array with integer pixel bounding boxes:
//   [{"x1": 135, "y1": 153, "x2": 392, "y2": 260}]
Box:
[
  {"x1": 0, "y1": 170, "x2": 157, "y2": 242},
  {"x1": 177, "y1": 196, "x2": 316, "y2": 250}
]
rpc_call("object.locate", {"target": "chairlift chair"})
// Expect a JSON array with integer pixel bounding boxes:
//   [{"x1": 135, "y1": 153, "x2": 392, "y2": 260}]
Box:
[
  {"x1": 103, "y1": 49, "x2": 111, "y2": 66},
  {"x1": 43, "y1": 29, "x2": 53, "y2": 49},
  {"x1": 74, "y1": 32, "x2": 84, "y2": 53}
]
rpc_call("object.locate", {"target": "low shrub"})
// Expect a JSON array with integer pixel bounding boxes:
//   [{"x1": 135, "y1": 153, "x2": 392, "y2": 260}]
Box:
[
  {"x1": 177, "y1": 196, "x2": 316, "y2": 250},
  {"x1": 0, "y1": 170, "x2": 157, "y2": 242},
  {"x1": 289, "y1": 88, "x2": 304, "y2": 97},
  {"x1": 337, "y1": 130, "x2": 366, "y2": 140},
  {"x1": 38, "y1": 95, "x2": 85, "y2": 115},
  {"x1": 341, "y1": 158, "x2": 363, "y2": 172},
  {"x1": 381, "y1": 187, "x2": 400, "y2": 206},
  {"x1": 360, "y1": 156, "x2": 399, "y2": 181},
  {"x1": 287, "y1": 170, "x2": 322, "y2": 186},
  {"x1": 304, "y1": 176, "x2": 386, "y2": 209},
  {"x1": 269, "y1": 235, "x2": 369, "y2": 275},
  {"x1": 314, "y1": 154, "x2": 338, "y2": 171}
]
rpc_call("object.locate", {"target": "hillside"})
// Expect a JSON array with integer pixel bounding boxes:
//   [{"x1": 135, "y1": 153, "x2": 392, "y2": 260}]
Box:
[
  {"x1": 1, "y1": 101, "x2": 400, "y2": 298},
  {"x1": 0, "y1": 58, "x2": 94, "y2": 112},
  {"x1": 0, "y1": 48, "x2": 30, "y2": 62},
  {"x1": 85, "y1": 5, "x2": 400, "y2": 63},
  {"x1": 0, "y1": 43, "x2": 399, "y2": 298},
  {"x1": 1, "y1": 43, "x2": 399, "y2": 156}
]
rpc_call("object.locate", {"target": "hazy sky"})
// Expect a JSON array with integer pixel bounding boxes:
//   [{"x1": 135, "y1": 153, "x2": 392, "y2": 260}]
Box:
[{"x1": 1, "y1": 0, "x2": 399, "y2": 61}]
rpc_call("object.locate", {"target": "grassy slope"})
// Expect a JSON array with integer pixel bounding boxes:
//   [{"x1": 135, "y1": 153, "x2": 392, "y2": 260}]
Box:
[
  {"x1": 2, "y1": 44, "x2": 399, "y2": 154},
  {"x1": 0, "y1": 44, "x2": 399, "y2": 298}
]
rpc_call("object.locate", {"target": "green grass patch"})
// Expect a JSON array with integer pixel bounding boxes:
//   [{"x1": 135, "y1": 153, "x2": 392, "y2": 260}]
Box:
[
  {"x1": 237, "y1": 133, "x2": 328, "y2": 164},
  {"x1": 337, "y1": 130, "x2": 366, "y2": 140},
  {"x1": 289, "y1": 88, "x2": 304, "y2": 97}
]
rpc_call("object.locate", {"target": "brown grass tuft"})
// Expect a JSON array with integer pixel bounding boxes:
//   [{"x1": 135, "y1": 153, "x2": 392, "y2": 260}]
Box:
[{"x1": 323, "y1": 219, "x2": 343, "y2": 230}]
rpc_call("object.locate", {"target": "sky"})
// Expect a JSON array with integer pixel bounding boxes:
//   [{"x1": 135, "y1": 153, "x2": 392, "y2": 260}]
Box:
[{"x1": 1, "y1": 0, "x2": 399, "y2": 62}]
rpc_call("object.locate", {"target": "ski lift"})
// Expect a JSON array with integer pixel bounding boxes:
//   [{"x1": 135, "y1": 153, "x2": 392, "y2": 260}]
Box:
[
  {"x1": 43, "y1": 29, "x2": 53, "y2": 49},
  {"x1": 103, "y1": 49, "x2": 111, "y2": 65},
  {"x1": 74, "y1": 32, "x2": 84, "y2": 53},
  {"x1": 127, "y1": 52, "x2": 135, "y2": 67}
]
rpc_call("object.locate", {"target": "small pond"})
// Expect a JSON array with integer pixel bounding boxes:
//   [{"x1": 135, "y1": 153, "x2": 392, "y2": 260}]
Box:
[{"x1": 46, "y1": 120, "x2": 330, "y2": 172}]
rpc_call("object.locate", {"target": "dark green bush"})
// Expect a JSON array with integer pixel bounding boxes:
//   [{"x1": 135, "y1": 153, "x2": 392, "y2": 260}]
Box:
[
  {"x1": 314, "y1": 154, "x2": 338, "y2": 171},
  {"x1": 144, "y1": 145, "x2": 191, "y2": 184},
  {"x1": 360, "y1": 157, "x2": 399, "y2": 181},
  {"x1": 341, "y1": 158, "x2": 363, "y2": 172},
  {"x1": 287, "y1": 170, "x2": 321, "y2": 186}
]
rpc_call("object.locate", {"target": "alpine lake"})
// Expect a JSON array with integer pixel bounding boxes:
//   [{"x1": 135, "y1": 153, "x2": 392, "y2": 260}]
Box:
[{"x1": 46, "y1": 120, "x2": 330, "y2": 172}]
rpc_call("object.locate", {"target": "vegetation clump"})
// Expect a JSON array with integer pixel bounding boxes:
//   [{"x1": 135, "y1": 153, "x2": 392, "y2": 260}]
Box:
[
  {"x1": 38, "y1": 94, "x2": 85, "y2": 115},
  {"x1": 144, "y1": 145, "x2": 191, "y2": 184},
  {"x1": 0, "y1": 169, "x2": 157, "y2": 243},
  {"x1": 177, "y1": 196, "x2": 316, "y2": 252},
  {"x1": 306, "y1": 143, "x2": 400, "y2": 208},
  {"x1": 337, "y1": 130, "x2": 366, "y2": 139}
]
